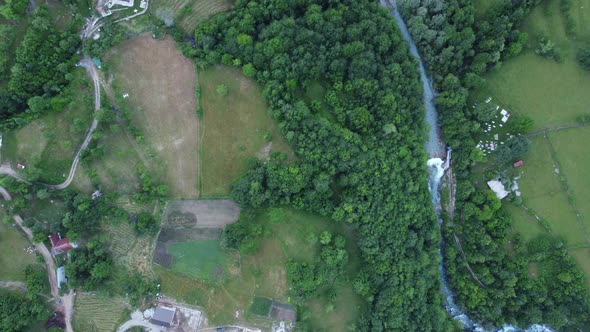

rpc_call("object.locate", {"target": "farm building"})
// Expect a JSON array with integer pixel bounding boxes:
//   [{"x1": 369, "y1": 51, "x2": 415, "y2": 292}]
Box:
[
  {"x1": 487, "y1": 180, "x2": 510, "y2": 200},
  {"x1": 56, "y1": 266, "x2": 67, "y2": 288},
  {"x1": 150, "y1": 306, "x2": 176, "y2": 327},
  {"x1": 49, "y1": 234, "x2": 78, "y2": 256}
]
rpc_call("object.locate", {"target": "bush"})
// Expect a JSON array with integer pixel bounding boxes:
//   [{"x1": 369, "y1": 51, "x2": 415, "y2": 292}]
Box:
[
  {"x1": 215, "y1": 84, "x2": 228, "y2": 96},
  {"x1": 577, "y1": 45, "x2": 590, "y2": 71},
  {"x1": 129, "y1": 212, "x2": 158, "y2": 235}
]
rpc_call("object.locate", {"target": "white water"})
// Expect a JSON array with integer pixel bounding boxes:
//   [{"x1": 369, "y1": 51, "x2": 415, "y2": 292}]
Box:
[{"x1": 383, "y1": 1, "x2": 554, "y2": 331}]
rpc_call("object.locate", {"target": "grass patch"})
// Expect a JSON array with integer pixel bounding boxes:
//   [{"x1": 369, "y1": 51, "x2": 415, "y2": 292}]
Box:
[
  {"x1": 199, "y1": 65, "x2": 292, "y2": 197},
  {"x1": 0, "y1": 217, "x2": 37, "y2": 281},
  {"x1": 73, "y1": 294, "x2": 128, "y2": 332},
  {"x1": 249, "y1": 296, "x2": 272, "y2": 316},
  {"x1": 168, "y1": 240, "x2": 229, "y2": 282},
  {"x1": 516, "y1": 137, "x2": 583, "y2": 245},
  {"x1": 505, "y1": 203, "x2": 547, "y2": 242},
  {"x1": 156, "y1": 209, "x2": 364, "y2": 329}
]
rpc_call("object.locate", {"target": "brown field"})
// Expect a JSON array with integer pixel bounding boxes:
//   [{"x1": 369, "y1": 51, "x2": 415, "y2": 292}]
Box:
[
  {"x1": 108, "y1": 34, "x2": 200, "y2": 198},
  {"x1": 163, "y1": 200, "x2": 240, "y2": 229}
]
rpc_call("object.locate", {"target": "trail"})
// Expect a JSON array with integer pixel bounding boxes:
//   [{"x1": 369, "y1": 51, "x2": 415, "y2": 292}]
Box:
[
  {"x1": 526, "y1": 121, "x2": 590, "y2": 137},
  {"x1": 0, "y1": 280, "x2": 27, "y2": 291}
]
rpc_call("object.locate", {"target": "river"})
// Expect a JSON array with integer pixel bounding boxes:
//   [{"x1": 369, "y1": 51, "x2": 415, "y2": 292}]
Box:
[{"x1": 380, "y1": 1, "x2": 554, "y2": 331}]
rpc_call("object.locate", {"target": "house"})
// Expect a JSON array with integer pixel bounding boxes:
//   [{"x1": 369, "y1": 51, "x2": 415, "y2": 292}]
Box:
[
  {"x1": 513, "y1": 160, "x2": 524, "y2": 168},
  {"x1": 49, "y1": 234, "x2": 78, "y2": 256},
  {"x1": 487, "y1": 180, "x2": 510, "y2": 200},
  {"x1": 150, "y1": 306, "x2": 176, "y2": 327},
  {"x1": 56, "y1": 266, "x2": 67, "y2": 288}
]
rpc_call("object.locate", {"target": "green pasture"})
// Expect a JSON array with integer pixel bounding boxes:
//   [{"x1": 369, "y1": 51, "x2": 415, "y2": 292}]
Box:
[
  {"x1": 504, "y1": 203, "x2": 546, "y2": 242},
  {"x1": 480, "y1": 0, "x2": 590, "y2": 130},
  {"x1": 199, "y1": 65, "x2": 292, "y2": 197},
  {"x1": 515, "y1": 136, "x2": 583, "y2": 245},
  {"x1": 0, "y1": 218, "x2": 37, "y2": 281},
  {"x1": 168, "y1": 240, "x2": 229, "y2": 282},
  {"x1": 156, "y1": 209, "x2": 364, "y2": 330},
  {"x1": 550, "y1": 127, "x2": 590, "y2": 236}
]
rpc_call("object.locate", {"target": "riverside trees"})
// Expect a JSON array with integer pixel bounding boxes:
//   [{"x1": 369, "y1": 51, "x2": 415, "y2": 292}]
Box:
[{"x1": 193, "y1": 1, "x2": 451, "y2": 330}]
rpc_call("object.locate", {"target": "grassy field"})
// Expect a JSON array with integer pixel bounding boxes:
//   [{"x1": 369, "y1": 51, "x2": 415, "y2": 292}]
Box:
[
  {"x1": 151, "y1": 0, "x2": 230, "y2": 35},
  {"x1": 156, "y1": 209, "x2": 365, "y2": 330},
  {"x1": 481, "y1": 0, "x2": 590, "y2": 130},
  {"x1": 1, "y1": 70, "x2": 94, "y2": 183},
  {"x1": 504, "y1": 203, "x2": 546, "y2": 242},
  {"x1": 199, "y1": 65, "x2": 292, "y2": 197},
  {"x1": 0, "y1": 218, "x2": 37, "y2": 281},
  {"x1": 168, "y1": 240, "x2": 229, "y2": 281},
  {"x1": 107, "y1": 34, "x2": 200, "y2": 198},
  {"x1": 570, "y1": 248, "x2": 590, "y2": 291},
  {"x1": 73, "y1": 294, "x2": 129, "y2": 332}
]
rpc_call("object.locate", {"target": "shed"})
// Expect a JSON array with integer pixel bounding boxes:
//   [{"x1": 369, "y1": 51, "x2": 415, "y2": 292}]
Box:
[
  {"x1": 150, "y1": 306, "x2": 175, "y2": 327},
  {"x1": 92, "y1": 57, "x2": 102, "y2": 69},
  {"x1": 56, "y1": 266, "x2": 67, "y2": 288},
  {"x1": 513, "y1": 160, "x2": 524, "y2": 168}
]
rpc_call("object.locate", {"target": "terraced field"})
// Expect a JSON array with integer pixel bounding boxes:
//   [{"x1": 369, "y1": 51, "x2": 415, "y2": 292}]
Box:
[
  {"x1": 151, "y1": 0, "x2": 231, "y2": 34},
  {"x1": 73, "y1": 295, "x2": 128, "y2": 332},
  {"x1": 104, "y1": 221, "x2": 157, "y2": 277}
]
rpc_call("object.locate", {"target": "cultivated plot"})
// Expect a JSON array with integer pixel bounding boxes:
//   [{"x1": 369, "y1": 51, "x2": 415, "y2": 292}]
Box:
[
  {"x1": 151, "y1": 0, "x2": 231, "y2": 34},
  {"x1": 154, "y1": 200, "x2": 240, "y2": 281},
  {"x1": 108, "y1": 34, "x2": 200, "y2": 198},
  {"x1": 73, "y1": 294, "x2": 128, "y2": 332}
]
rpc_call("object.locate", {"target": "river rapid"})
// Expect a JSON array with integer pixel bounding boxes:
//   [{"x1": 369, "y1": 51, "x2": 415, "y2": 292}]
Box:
[{"x1": 380, "y1": 1, "x2": 554, "y2": 331}]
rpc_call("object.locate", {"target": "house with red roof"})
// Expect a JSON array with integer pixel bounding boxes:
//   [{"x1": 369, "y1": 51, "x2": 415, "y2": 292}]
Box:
[{"x1": 48, "y1": 234, "x2": 78, "y2": 256}]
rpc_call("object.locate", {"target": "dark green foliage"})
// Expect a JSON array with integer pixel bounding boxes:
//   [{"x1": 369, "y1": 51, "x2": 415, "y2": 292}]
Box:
[
  {"x1": 535, "y1": 36, "x2": 561, "y2": 62},
  {"x1": 197, "y1": 1, "x2": 448, "y2": 329},
  {"x1": 577, "y1": 45, "x2": 590, "y2": 71},
  {"x1": 66, "y1": 241, "x2": 113, "y2": 290},
  {"x1": 129, "y1": 212, "x2": 158, "y2": 235},
  {"x1": 24, "y1": 265, "x2": 49, "y2": 298},
  {"x1": 493, "y1": 136, "x2": 530, "y2": 164},
  {"x1": 133, "y1": 166, "x2": 169, "y2": 203},
  {"x1": 0, "y1": 291, "x2": 47, "y2": 332}
]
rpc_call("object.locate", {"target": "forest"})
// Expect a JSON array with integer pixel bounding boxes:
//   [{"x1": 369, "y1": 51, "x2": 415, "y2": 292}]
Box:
[
  {"x1": 398, "y1": 0, "x2": 590, "y2": 329},
  {"x1": 193, "y1": 0, "x2": 452, "y2": 330}
]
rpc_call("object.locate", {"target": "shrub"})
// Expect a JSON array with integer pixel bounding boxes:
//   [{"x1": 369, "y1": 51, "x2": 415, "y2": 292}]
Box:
[
  {"x1": 576, "y1": 45, "x2": 590, "y2": 71},
  {"x1": 215, "y1": 84, "x2": 228, "y2": 96}
]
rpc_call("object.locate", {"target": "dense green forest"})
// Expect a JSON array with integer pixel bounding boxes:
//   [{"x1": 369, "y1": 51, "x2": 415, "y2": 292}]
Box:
[
  {"x1": 0, "y1": 3, "x2": 82, "y2": 128},
  {"x1": 399, "y1": 0, "x2": 590, "y2": 329},
  {"x1": 192, "y1": 0, "x2": 452, "y2": 330}
]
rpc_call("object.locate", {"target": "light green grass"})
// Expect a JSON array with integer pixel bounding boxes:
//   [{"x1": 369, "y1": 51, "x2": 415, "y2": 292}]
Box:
[
  {"x1": 199, "y1": 65, "x2": 292, "y2": 197},
  {"x1": 517, "y1": 137, "x2": 583, "y2": 245},
  {"x1": 505, "y1": 203, "x2": 547, "y2": 242},
  {"x1": 73, "y1": 294, "x2": 128, "y2": 332},
  {"x1": 549, "y1": 127, "x2": 590, "y2": 242},
  {"x1": 0, "y1": 218, "x2": 37, "y2": 281},
  {"x1": 570, "y1": 248, "x2": 590, "y2": 292},
  {"x1": 1, "y1": 70, "x2": 94, "y2": 183},
  {"x1": 481, "y1": 0, "x2": 590, "y2": 130},
  {"x1": 168, "y1": 240, "x2": 228, "y2": 282},
  {"x1": 156, "y1": 209, "x2": 364, "y2": 329}
]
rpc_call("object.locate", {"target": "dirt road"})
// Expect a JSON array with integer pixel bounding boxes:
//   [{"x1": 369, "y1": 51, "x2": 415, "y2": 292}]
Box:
[{"x1": 0, "y1": 280, "x2": 26, "y2": 291}]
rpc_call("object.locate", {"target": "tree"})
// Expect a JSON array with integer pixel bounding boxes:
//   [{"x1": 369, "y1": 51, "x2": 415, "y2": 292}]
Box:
[
  {"x1": 24, "y1": 265, "x2": 48, "y2": 298},
  {"x1": 242, "y1": 63, "x2": 256, "y2": 78},
  {"x1": 0, "y1": 292, "x2": 46, "y2": 332}
]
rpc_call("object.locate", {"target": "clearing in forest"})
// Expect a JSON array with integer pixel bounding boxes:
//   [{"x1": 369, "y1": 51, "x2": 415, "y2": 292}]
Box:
[
  {"x1": 199, "y1": 65, "x2": 292, "y2": 197},
  {"x1": 108, "y1": 34, "x2": 200, "y2": 198}
]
